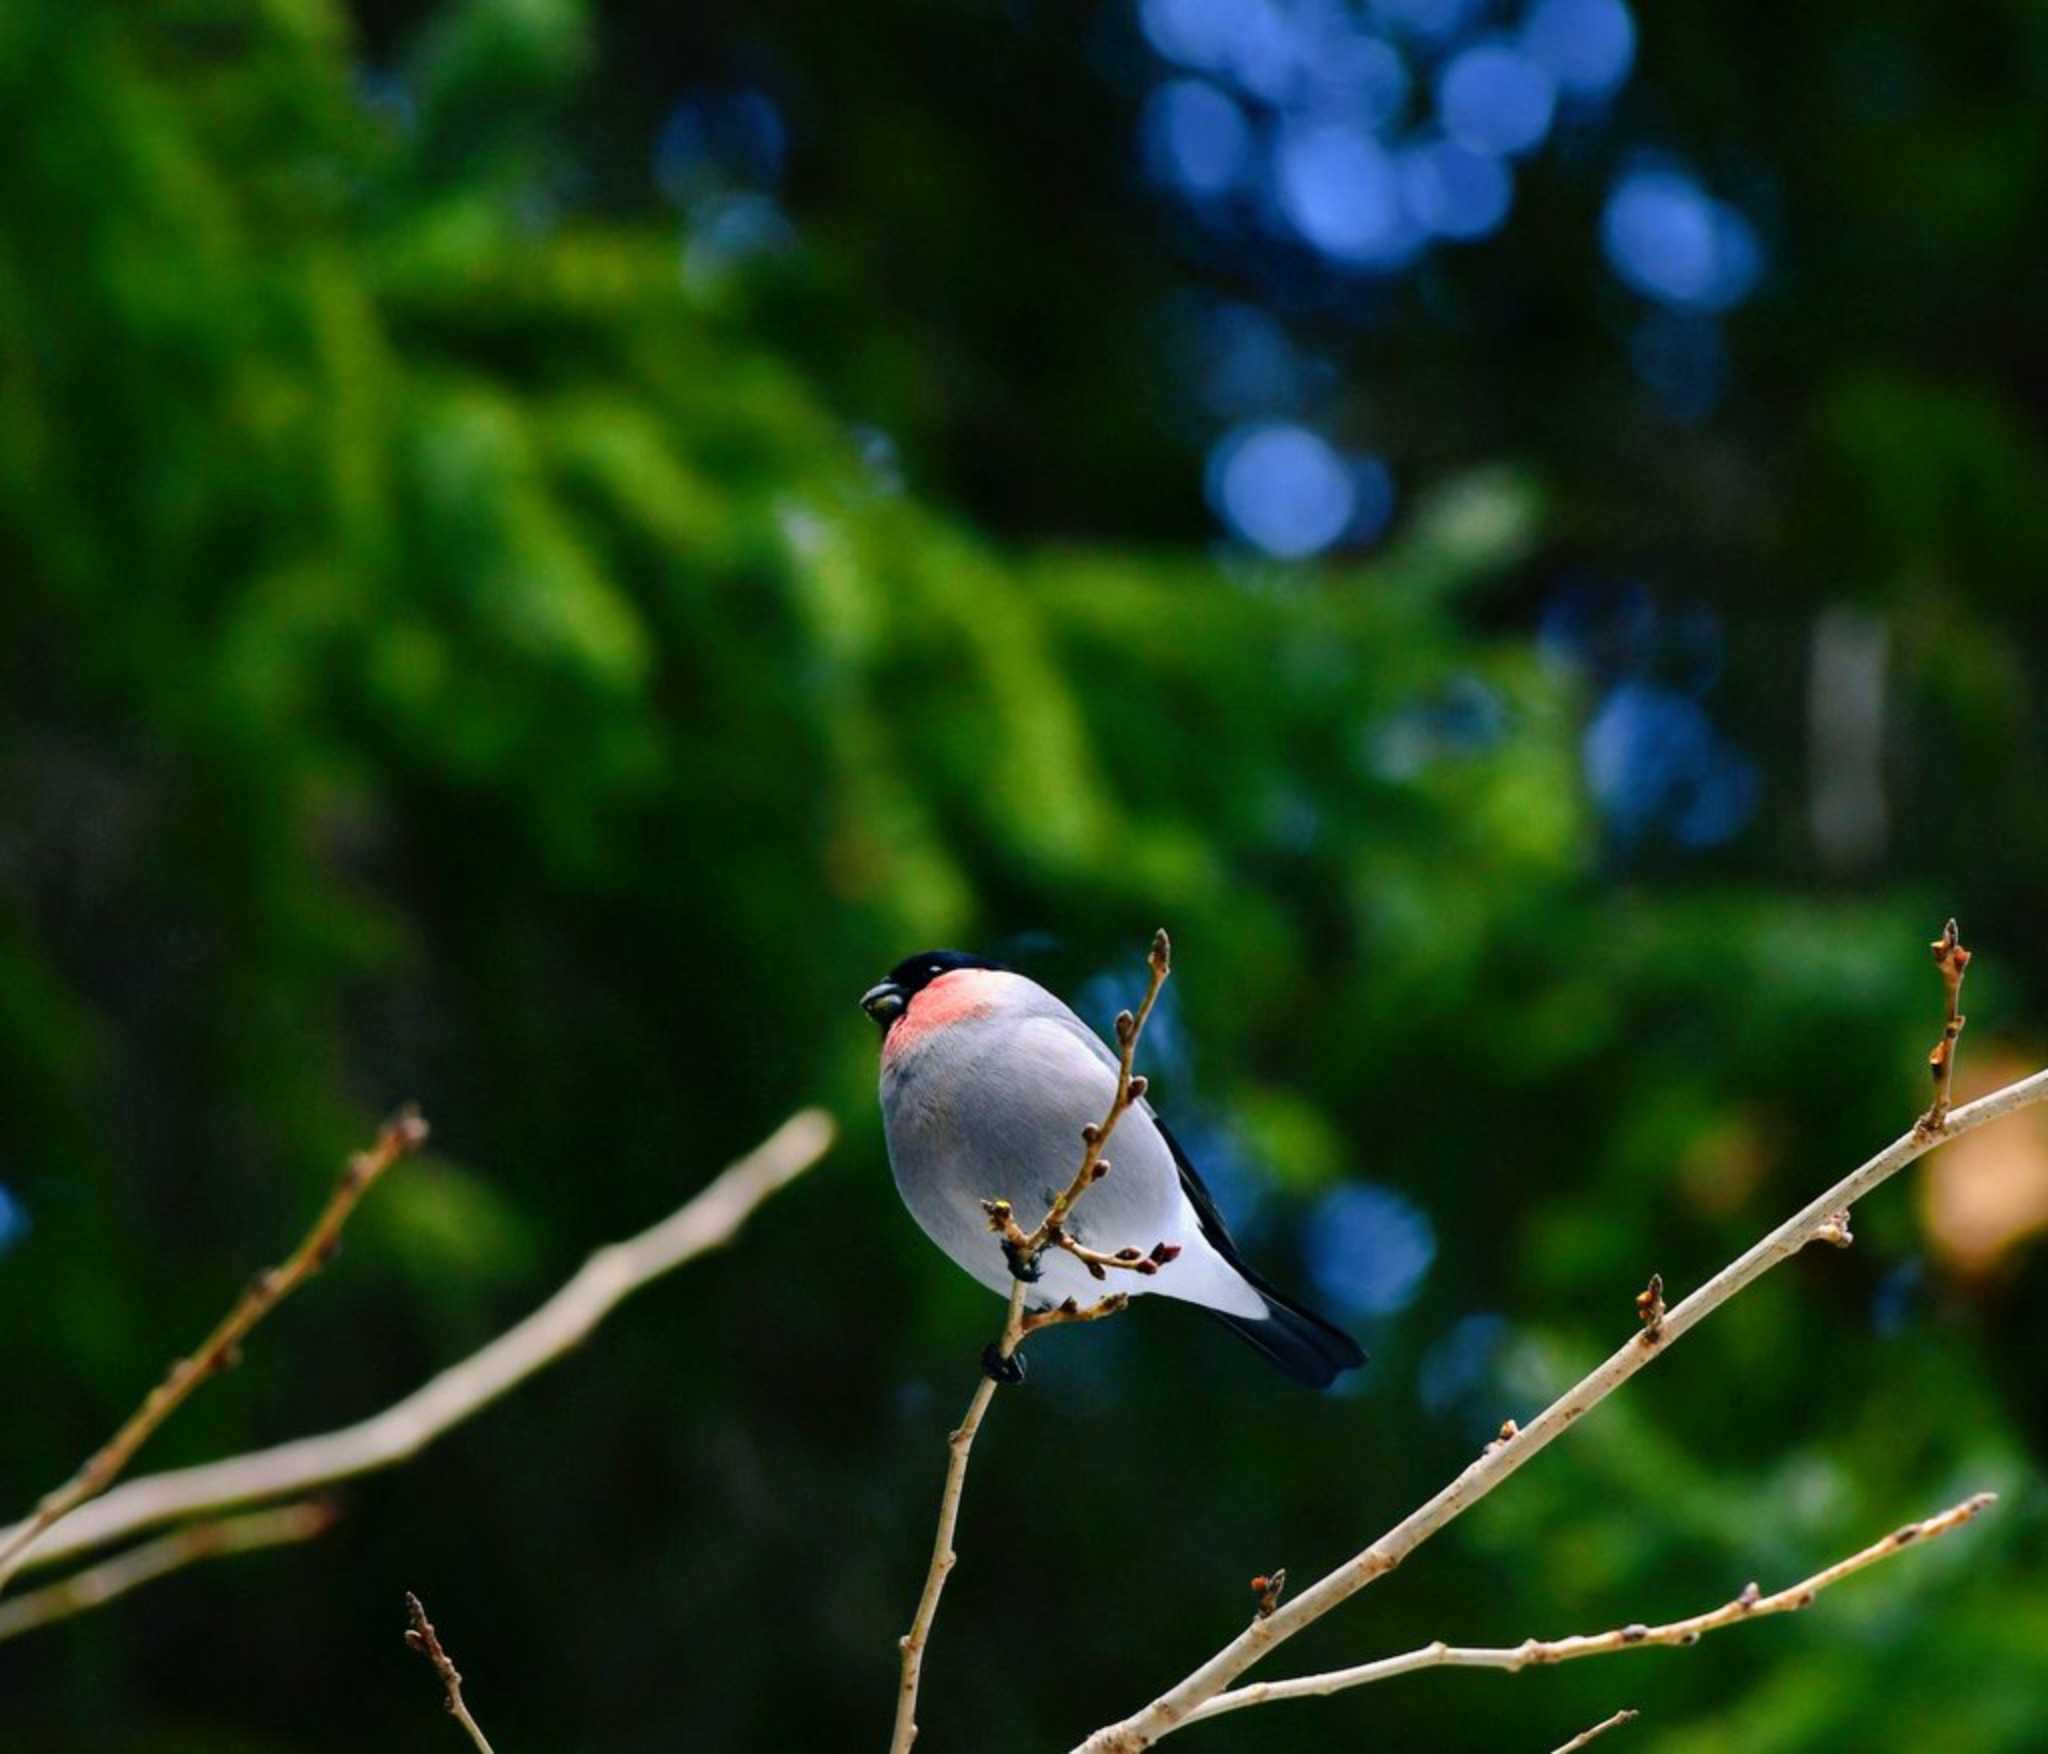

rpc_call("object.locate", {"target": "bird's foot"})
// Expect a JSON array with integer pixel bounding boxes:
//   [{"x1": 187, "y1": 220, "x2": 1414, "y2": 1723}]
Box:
[
  {"x1": 1000, "y1": 1236, "x2": 1044, "y2": 1283},
  {"x1": 980, "y1": 1341, "x2": 1026, "y2": 1385}
]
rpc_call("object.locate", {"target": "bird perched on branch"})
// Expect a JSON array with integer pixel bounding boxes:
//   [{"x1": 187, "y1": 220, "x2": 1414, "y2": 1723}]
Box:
[{"x1": 862, "y1": 951, "x2": 1365, "y2": 1389}]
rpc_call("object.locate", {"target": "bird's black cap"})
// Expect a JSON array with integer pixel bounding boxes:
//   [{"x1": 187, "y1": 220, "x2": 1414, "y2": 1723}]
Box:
[{"x1": 860, "y1": 950, "x2": 1007, "y2": 1028}]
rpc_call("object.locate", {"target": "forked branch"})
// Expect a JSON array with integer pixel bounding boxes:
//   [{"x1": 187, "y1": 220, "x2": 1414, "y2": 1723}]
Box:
[
  {"x1": 1179, "y1": 1494, "x2": 1994, "y2": 1727},
  {"x1": 0, "y1": 1108, "x2": 429, "y2": 1596},
  {"x1": 1072, "y1": 923, "x2": 2045, "y2": 1751},
  {"x1": 0, "y1": 1109, "x2": 834, "y2": 1579}
]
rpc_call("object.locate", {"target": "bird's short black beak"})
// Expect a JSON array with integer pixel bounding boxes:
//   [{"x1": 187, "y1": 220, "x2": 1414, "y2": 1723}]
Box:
[{"x1": 861, "y1": 980, "x2": 906, "y2": 1027}]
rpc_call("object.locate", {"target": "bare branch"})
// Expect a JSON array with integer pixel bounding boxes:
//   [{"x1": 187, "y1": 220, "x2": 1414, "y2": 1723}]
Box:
[
  {"x1": 405, "y1": 1591, "x2": 497, "y2": 1754},
  {"x1": 0, "y1": 1107, "x2": 429, "y2": 1595},
  {"x1": 890, "y1": 932, "x2": 1174, "y2": 1754},
  {"x1": 0, "y1": 1502, "x2": 336, "y2": 1643},
  {"x1": 1073, "y1": 926, "x2": 2048, "y2": 1752},
  {"x1": 0, "y1": 1108, "x2": 834, "y2": 1577},
  {"x1": 1551, "y1": 1708, "x2": 1639, "y2": 1754},
  {"x1": 891, "y1": 1276, "x2": 1028, "y2": 1754},
  {"x1": 1180, "y1": 1494, "x2": 1993, "y2": 1727}
]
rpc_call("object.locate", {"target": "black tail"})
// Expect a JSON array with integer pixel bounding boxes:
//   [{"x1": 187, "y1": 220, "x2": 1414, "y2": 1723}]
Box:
[
  {"x1": 1149, "y1": 1112, "x2": 1367, "y2": 1390},
  {"x1": 1207, "y1": 1287, "x2": 1367, "y2": 1390}
]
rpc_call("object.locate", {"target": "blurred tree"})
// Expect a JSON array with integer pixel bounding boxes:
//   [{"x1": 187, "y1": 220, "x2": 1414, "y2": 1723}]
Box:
[{"x1": 1, "y1": 2, "x2": 2045, "y2": 1752}]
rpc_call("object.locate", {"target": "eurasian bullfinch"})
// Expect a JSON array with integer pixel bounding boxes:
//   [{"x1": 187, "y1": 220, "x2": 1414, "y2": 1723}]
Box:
[{"x1": 862, "y1": 951, "x2": 1365, "y2": 1388}]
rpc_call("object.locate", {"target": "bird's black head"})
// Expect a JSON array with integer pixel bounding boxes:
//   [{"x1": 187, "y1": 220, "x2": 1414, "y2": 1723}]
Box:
[{"x1": 860, "y1": 950, "x2": 1007, "y2": 1030}]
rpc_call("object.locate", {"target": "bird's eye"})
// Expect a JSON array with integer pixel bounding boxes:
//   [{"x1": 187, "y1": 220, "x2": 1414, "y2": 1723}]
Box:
[{"x1": 928, "y1": 965, "x2": 941, "y2": 977}]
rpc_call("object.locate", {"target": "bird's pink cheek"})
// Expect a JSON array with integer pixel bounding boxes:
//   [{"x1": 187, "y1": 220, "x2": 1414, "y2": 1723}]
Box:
[{"x1": 883, "y1": 972, "x2": 1000, "y2": 1061}]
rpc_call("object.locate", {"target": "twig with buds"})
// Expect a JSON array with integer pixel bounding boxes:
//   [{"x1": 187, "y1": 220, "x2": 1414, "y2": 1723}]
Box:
[
  {"x1": 0, "y1": 1108, "x2": 429, "y2": 1597},
  {"x1": 1071, "y1": 924, "x2": 2046, "y2": 1753},
  {"x1": 1012, "y1": 927, "x2": 1175, "y2": 1268},
  {"x1": 1920, "y1": 918, "x2": 1971, "y2": 1130},
  {"x1": 1173, "y1": 1494, "x2": 1993, "y2": 1727},
  {"x1": 405, "y1": 1591, "x2": 497, "y2": 1754}
]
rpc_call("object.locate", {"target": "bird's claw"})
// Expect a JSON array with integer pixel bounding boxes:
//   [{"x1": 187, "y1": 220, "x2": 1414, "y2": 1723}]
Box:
[
  {"x1": 1000, "y1": 1238, "x2": 1043, "y2": 1283},
  {"x1": 981, "y1": 1341, "x2": 1026, "y2": 1385}
]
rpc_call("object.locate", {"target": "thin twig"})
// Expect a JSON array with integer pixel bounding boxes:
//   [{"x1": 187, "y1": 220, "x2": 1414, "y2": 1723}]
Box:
[
  {"x1": 890, "y1": 933, "x2": 1174, "y2": 1754},
  {"x1": 0, "y1": 1502, "x2": 336, "y2": 1643},
  {"x1": 891, "y1": 1277, "x2": 1028, "y2": 1754},
  {"x1": 1920, "y1": 918, "x2": 1971, "y2": 1130},
  {"x1": 1010, "y1": 927, "x2": 1174, "y2": 1267},
  {"x1": 405, "y1": 1590, "x2": 497, "y2": 1754},
  {"x1": 0, "y1": 1108, "x2": 429, "y2": 1596},
  {"x1": 1073, "y1": 925, "x2": 2048, "y2": 1752},
  {"x1": 1551, "y1": 1708, "x2": 1639, "y2": 1753},
  {"x1": 1181, "y1": 1495, "x2": 1993, "y2": 1726},
  {"x1": 0, "y1": 1109, "x2": 835, "y2": 1577}
]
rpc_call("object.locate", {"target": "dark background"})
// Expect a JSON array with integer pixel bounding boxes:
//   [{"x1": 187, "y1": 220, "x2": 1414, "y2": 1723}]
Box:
[{"x1": 4, "y1": 1, "x2": 2047, "y2": 1748}]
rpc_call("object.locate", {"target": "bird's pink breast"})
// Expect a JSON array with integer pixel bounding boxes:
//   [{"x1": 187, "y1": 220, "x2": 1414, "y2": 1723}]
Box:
[{"x1": 883, "y1": 968, "x2": 1002, "y2": 1062}]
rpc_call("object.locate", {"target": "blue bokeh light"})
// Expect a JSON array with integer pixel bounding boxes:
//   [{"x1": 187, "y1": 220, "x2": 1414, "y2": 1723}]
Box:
[
  {"x1": 655, "y1": 88, "x2": 787, "y2": 206},
  {"x1": 1349, "y1": 452, "x2": 1398, "y2": 543},
  {"x1": 1419, "y1": 1311, "x2": 1509, "y2": 1414},
  {"x1": 1208, "y1": 423, "x2": 1358, "y2": 557},
  {"x1": 1583, "y1": 680, "x2": 1761, "y2": 846},
  {"x1": 1438, "y1": 41, "x2": 1557, "y2": 158},
  {"x1": 0, "y1": 1183, "x2": 27, "y2": 1258},
  {"x1": 1601, "y1": 166, "x2": 1764, "y2": 310},
  {"x1": 1304, "y1": 1182, "x2": 1437, "y2": 1318},
  {"x1": 1190, "y1": 302, "x2": 1314, "y2": 416},
  {"x1": 1142, "y1": 78, "x2": 1254, "y2": 196},
  {"x1": 1274, "y1": 122, "x2": 1421, "y2": 267},
  {"x1": 1370, "y1": 0, "x2": 1478, "y2": 46},
  {"x1": 1298, "y1": 31, "x2": 1412, "y2": 133},
  {"x1": 682, "y1": 192, "x2": 797, "y2": 283},
  {"x1": 1399, "y1": 135, "x2": 1513, "y2": 240},
  {"x1": 1141, "y1": 0, "x2": 1267, "y2": 80},
  {"x1": 1520, "y1": 0, "x2": 1636, "y2": 99}
]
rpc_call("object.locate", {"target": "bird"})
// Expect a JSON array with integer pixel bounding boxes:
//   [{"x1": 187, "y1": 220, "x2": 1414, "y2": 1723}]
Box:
[{"x1": 862, "y1": 950, "x2": 1366, "y2": 1389}]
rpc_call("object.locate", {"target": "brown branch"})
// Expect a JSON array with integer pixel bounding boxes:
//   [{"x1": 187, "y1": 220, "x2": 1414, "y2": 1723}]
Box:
[
  {"x1": 405, "y1": 1590, "x2": 497, "y2": 1754},
  {"x1": 1073, "y1": 923, "x2": 2048, "y2": 1752},
  {"x1": 890, "y1": 932, "x2": 1175, "y2": 1754},
  {"x1": 891, "y1": 1276, "x2": 1027, "y2": 1754},
  {"x1": 1177, "y1": 1495, "x2": 1992, "y2": 1728},
  {"x1": 1020, "y1": 1291, "x2": 1132, "y2": 1336},
  {"x1": 1012, "y1": 927, "x2": 1173, "y2": 1267},
  {"x1": 0, "y1": 1502, "x2": 336, "y2": 1643},
  {"x1": 0, "y1": 1107, "x2": 429, "y2": 1596},
  {"x1": 1551, "y1": 1708, "x2": 1639, "y2": 1754},
  {"x1": 0, "y1": 1108, "x2": 834, "y2": 1577},
  {"x1": 1920, "y1": 918, "x2": 1971, "y2": 1130}
]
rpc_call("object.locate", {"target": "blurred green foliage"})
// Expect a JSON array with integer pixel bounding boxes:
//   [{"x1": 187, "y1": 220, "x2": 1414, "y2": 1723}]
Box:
[{"x1": 2, "y1": 2, "x2": 2046, "y2": 1751}]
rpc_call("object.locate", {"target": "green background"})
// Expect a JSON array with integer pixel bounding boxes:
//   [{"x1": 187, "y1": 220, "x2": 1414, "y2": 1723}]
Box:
[{"x1": 3, "y1": 1, "x2": 2045, "y2": 1749}]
